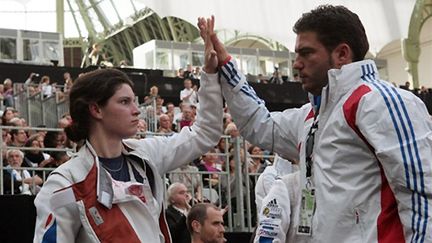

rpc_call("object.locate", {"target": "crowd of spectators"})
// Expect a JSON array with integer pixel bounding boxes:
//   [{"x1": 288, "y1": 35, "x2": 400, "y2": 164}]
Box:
[{"x1": 0, "y1": 72, "x2": 77, "y2": 195}]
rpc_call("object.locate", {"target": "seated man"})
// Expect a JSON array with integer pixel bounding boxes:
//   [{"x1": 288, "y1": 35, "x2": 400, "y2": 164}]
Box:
[
  {"x1": 165, "y1": 182, "x2": 192, "y2": 243},
  {"x1": 187, "y1": 203, "x2": 225, "y2": 243},
  {"x1": 5, "y1": 149, "x2": 43, "y2": 195}
]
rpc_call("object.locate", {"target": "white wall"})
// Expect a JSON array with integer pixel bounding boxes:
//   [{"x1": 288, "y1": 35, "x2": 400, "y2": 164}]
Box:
[
  {"x1": 418, "y1": 19, "x2": 432, "y2": 88},
  {"x1": 377, "y1": 18, "x2": 432, "y2": 89}
]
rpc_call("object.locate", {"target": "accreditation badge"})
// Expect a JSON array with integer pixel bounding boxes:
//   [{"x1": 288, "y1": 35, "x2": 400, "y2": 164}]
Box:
[{"x1": 296, "y1": 183, "x2": 315, "y2": 236}]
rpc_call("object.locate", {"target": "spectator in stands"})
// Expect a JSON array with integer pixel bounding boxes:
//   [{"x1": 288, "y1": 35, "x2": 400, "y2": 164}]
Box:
[
  {"x1": 174, "y1": 102, "x2": 185, "y2": 127},
  {"x1": 224, "y1": 122, "x2": 240, "y2": 138},
  {"x1": 57, "y1": 117, "x2": 74, "y2": 149},
  {"x1": 199, "y1": 8, "x2": 432, "y2": 242},
  {"x1": 177, "y1": 68, "x2": 185, "y2": 79},
  {"x1": 44, "y1": 131, "x2": 61, "y2": 148},
  {"x1": 8, "y1": 117, "x2": 26, "y2": 127},
  {"x1": 248, "y1": 145, "x2": 271, "y2": 173},
  {"x1": 169, "y1": 163, "x2": 202, "y2": 198},
  {"x1": 166, "y1": 101, "x2": 176, "y2": 115},
  {"x1": 180, "y1": 78, "x2": 199, "y2": 106},
  {"x1": 5, "y1": 149, "x2": 43, "y2": 195},
  {"x1": 63, "y1": 72, "x2": 74, "y2": 96},
  {"x1": 2, "y1": 128, "x2": 12, "y2": 146},
  {"x1": 0, "y1": 84, "x2": 4, "y2": 105},
  {"x1": 62, "y1": 113, "x2": 73, "y2": 125},
  {"x1": 166, "y1": 182, "x2": 192, "y2": 243},
  {"x1": 215, "y1": 137, "x2": 228, "y2": 168},
  {"x1": 23, "y1": 134, "x2": 51, "y2": 168},
  {"x1": 269, "y1": 68, "x2": 284, "y2": 84},
  {"x1": 222, "y1": 151, "x2": 255, "y2": 224},
  {"x1": 144, "y1": 85, "x2": 159, "y2": 104},
  {"x1": 197, "y1": 149, "x2": 221, "y2": 188},
  {"x1": 155, "y1": 95, "x2": 166, "y2": 115},
  {"x1": 3, "y1": 78, "x2": 14, "y2": 107},
  {"x1": 136, "y1": 118, "x2": 147, "y2": 138},
  {"x1": 157, "y1": 113, "x2": 174, "y2": 135},
  {"x1": 24, "y1": 73, "x2": 41, "y2": 95},
  {"x1": 187, "y1": 203, "x2": 226, "y2": 243},
  {"x1": 40, "y1": 75, "x2": 54, "y2": 98},
  {"x1": 179, "y1": 104, "x2": 195, "y2": 129},
  {"x1": 402, "y1": 80, "x2": 411, "y2": 90},
  {"x1": 87, "y1": 43, "x2": 107, "y2": 67},
  {"x1": 34, "y1": 45, "x2": 224, "y2": 242},
  {"x1": 9, "y1": 129, "x2": 27, "y2": 147},
  {"x1": 184, "y1": 64, "x2": 194, "y2": 79},
  {"x1": 192, "y1": 66, "x2": 202, "y2": 80}
]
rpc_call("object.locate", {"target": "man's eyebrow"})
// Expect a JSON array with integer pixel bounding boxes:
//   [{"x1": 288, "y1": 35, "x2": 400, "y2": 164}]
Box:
[{"x1": 295, "y1": 47, "x2": 314, "y2": 53}]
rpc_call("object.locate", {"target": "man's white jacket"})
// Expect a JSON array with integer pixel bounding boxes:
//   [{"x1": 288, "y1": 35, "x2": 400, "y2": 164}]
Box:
[
  {"x1": 220, "y1": 59, "x2": 432, "y2": 242},
  {"x1": 33, "y1": 72, "x2": 223, "y2": 243}
]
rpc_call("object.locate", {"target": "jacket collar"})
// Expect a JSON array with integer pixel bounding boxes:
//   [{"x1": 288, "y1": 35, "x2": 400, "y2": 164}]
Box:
[
  {"x1": 77, "y1": 140, "x2": 114, "y2": 209},
  {"x1": 308, "y1": 60, "x2": 379, "y2": 114}
]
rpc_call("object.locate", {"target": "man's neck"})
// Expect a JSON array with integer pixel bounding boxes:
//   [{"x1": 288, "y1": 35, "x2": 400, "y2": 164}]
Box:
[
  {"x1": 172, "y1": 204, "x2": 188, "y2": 215},
  {"x1": 191, "y1": 236, "x2": 204, "y2": 243}
]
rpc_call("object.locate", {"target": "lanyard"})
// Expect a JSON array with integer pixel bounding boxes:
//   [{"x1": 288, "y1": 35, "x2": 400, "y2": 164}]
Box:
[{"x1": 305, "y1": 112, "x2": 319, "y2": 178}]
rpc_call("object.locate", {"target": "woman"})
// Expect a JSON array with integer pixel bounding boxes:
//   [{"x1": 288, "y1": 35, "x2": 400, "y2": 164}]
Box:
[
  {"x1": 33, "y1": 38, "x2": 223, "y2": 242},
  {"x1": 248, "y1": 145, "x2": 271, "y2": 174},
  {"x1": 1, "y1": 107, "x2": 15, "y2": 125}
]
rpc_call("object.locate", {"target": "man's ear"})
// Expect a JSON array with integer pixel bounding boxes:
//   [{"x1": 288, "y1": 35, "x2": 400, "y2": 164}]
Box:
[
  {"x1": 192, "y1": 220, "x2": 201, "y2": 233},
  {"x1": 89, "y1": 103, "x2": 103, "y2": 120},
  {"x1": 332, "y1": 43, "x2": 353, "y2": 68}
]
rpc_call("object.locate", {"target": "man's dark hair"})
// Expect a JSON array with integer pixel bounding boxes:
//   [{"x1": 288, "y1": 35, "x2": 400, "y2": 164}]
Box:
[
  {"x1": 186, "y1": 203, "x2": 218, "y2": 234},
  {"x1": 293, "y1": 5, "x2": 369, "y2": 62}
]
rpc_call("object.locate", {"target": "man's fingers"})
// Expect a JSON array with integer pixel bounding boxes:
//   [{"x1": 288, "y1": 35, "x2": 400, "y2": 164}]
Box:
[
  {"x1": 210, "y1": 15, "x2": 215, "y2": 34},
  {"x1": 197, "y1": 17, "x2": 207, "y2": 39}
]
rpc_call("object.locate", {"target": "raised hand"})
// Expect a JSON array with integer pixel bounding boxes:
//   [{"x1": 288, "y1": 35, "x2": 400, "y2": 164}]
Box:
[
  {"x1": 198, "y1": 16, "x2": 218, "y2": 73},
  {"x1": 201, "y1": 16, "x2": 230, "y2": 66}
]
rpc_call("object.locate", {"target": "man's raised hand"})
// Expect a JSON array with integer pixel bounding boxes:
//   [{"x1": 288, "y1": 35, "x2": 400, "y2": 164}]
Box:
[{"x1": 198, "y1": 16, "x2": 218, "y2": 73}]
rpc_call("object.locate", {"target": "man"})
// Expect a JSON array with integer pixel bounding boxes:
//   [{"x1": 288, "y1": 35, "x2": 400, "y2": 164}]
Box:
[
  {"x1": 180, "y1": 78, "x2": 198, "y2": 106},
  {"x1": 158, "y1": 113, "x2": 174, "y2": 134},
  {"x1": 187, "y1": 203, "x2": 225, "y2": 243},
  {"x1": 198, "y1": 5, "x2": 432, "y2": 243},
  {"x1": 6, "y1": 149, "x2": 43, "y2": 194},
  {"x1": 9, "y1": 129, "x2": 27, "y2": 147},
  {"x1": 179, "y1": 104, "x2": 195, "y2": 129},
  {"x1": 166, "y1": 182, "x2": 192, "y2": 243}
]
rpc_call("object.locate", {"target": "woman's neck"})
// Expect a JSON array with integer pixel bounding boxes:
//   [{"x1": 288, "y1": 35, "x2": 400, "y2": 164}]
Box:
[{"x1": 88, "y1": 130, "x2": 123, "y2": 158}]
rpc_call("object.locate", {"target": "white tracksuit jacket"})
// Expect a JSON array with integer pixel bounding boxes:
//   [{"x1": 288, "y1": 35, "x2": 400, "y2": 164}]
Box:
[
  {"x1": 220, "y1": 58, "x2": 432, "y2": 242},
  {"x1": 33, "y1": 71, "x2": 223, "y2": 243}
]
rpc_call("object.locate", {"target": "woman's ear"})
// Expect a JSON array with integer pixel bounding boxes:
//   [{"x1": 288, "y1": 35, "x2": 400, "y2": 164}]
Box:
[{"x1": 89, "y1": 103, "x2": 103, "y2": 120}]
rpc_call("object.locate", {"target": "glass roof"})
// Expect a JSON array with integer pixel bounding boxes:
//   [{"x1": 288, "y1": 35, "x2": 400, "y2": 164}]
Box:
[
  {"x1": 0, "y1": 0, "x2": 147, "y2": 38},
  {"x1": 0, "y1": 0, "x2": 418, "y2": 53}
]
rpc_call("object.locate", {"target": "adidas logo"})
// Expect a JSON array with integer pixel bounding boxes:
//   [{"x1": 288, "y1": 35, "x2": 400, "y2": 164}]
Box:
[{"x1": 266, "y1": 198, "x2": 278, "y2": 207}]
